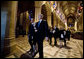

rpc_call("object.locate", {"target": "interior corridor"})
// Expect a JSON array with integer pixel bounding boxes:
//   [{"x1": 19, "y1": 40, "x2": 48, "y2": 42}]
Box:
[{"x1": 1, "y1": 1, "x2": 83, "y2": 58}]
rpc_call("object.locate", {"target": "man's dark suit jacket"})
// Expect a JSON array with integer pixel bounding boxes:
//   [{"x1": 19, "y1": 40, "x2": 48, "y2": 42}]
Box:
[
  {"x1": 28, "y1": 23, "x2": 35, "y2": 39},
  {"x1": 59, "y1": 29, "x2": 65, "y2": 40},
  {"x1": 35, "y1": 20, "x2": 48, "y2": 41},
  {"x1": 53, "y1": 27, "x2": 59, "y2": 38}
]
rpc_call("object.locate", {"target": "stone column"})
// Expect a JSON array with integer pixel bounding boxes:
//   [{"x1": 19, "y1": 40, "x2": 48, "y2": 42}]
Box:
[
  {"x1": 74, "y1": 21, "x2": 77, "y2": 31},
  {"x1": 79, "y1": 10, "x2": 83, "y2": 31},
  {"x1": 55, "y1": 15, "x2": 58, "y2": 27},
  {"x1": 47, "y1": 15, "x2": 52, "y2": 27},
  {"x1": 25, "y1": 11, "x2": 29, "y2": 34},
  {"x1": 65, "y1": 22, "x2": 67, "y2": 30},
  {"x1": 81, "y1": 10, "x2": 83, "y2": 31},
  {"x1": 57, "y1": 18, "x2": 60, "y2": 29},
  {"x1": 35, "y1": 7, "x2": 41, "y2": 22},
  {"x1": 56, "y1": 18, "x2": 58, "y2": 28},
  {"x1": 20, "y1": 13, "x2": 23, "y2": 25},
  {"x1": 4, "y1": 1, "x2": 18, "y2": 56},
  {"x1": 35, "y1": 1, "x2": 42, "y2": 22},
  {"x1": 53, "y1": 12, "x2": 56, "y2": 27},
  {"x1": 53, "y1": 18, "x2": 56, "y2": 27}
]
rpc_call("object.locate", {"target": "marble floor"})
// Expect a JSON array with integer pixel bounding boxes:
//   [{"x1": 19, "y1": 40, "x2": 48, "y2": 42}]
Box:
[{"x1": 6, "y1": 35, "x2": 83, "y2": 58}]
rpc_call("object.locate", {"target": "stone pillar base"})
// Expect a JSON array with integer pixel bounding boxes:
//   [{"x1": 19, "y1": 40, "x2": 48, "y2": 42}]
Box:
[{"x1": 4, "y1": 38, "x2": 16, "y2": 57}]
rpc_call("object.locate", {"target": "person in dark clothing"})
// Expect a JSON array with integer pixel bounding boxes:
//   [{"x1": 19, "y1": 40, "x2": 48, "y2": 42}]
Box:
[
  {"x1": 66, "y1": 28, "x2": 71, "y2": 41},
  {"x1": 32, "y1": 22, "x2": 38, "y2": 53},
  {"x1": 63, "y1": 30, "x2": 67, "y2": 46},
  {"x1": 28, "y1": 18, "x2": 35, "y2": 55},
  {"x1": 48, "y1": 27, "x2": 53, "y2": 45},
  {"x1": 53, "y1": 26, "x2": 59, "y2": 46},
  {"x1": 35, "y1": 14, "x2": 48, "y2": 58}
]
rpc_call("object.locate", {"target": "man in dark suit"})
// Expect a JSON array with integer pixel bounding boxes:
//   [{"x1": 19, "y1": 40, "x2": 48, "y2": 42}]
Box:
[
  {"x1": 35, "y1": 14, "x2": 48, "y2": 58},
  {"x1": 48, "y1": 27, "x2": 53, "y2": 46},
  {"x1": 32, "y1": 22, "x2": 38, "y2": 53},
  {"x1": 28, "y1": 18, "x2": 35, "y2": 55},
  {"x1": 53, "y1": 26, "x2": 59, "y2": 46}
]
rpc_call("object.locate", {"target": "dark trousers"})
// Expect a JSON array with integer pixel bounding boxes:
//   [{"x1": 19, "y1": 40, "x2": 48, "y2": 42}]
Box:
[
  {"x1": 29, "y1": 39, "x2": 33, "y2": 51},
  {"x1": 33, "y1": 37, "x2": 37, "y2": 45},
  {"x1": 33, "y1": 33, "x2": 38, "y2": 45},
  {"x1": 49, "y1": 37, "x2": 52, "y2": 45},
  {"x1": 64, "y1": 39, "x2": 66, "y2": 46},
  {"x1": 54, "y1": 37, "x2": 57, "y2": 45},
  {"x1": 68, "y1": 36, "x2": 70, "y2": 40},
  {"x1": 37, "y1": 38, "x2": 44, "y2": 58}
]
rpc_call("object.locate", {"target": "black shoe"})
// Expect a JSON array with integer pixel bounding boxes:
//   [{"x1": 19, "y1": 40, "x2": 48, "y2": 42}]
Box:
[
  {"x1": 54, "y1": 44, "x2": 57, "y2": 46},
  {"x1": 64, "y1": 44, "x2": 66, "y2": 47}
]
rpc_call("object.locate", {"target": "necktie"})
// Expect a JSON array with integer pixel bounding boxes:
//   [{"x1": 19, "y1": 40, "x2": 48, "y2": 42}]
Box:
[{"x1": 38, "y1": 21, "x2": 40, "y2": 27}]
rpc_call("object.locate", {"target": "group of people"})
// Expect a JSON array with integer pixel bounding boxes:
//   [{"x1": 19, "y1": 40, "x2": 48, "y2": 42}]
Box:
[
  {"x1": 48, "y1": 26, "x2": 71, "y2": 47},
  {"x1": 28, "y1": 14, "x2": 48, "y2": 58},
  {"x1": 48, "y1": 26, "x2": 59, "y2": 46},
  {"x1": 28, "y1": 14, "x2": 71, "y2": 58}
]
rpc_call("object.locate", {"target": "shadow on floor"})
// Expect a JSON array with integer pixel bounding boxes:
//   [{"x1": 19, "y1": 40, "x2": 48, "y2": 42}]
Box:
[
  {"x1": 55, "y1": 44, "x2": 72, "y2": 49},
  {"x1": 71, "y1": 32, "x2": 83, "y2": 40},
  {"x1": 20, "y1": 50, "x2": 38, "y2": 58}
]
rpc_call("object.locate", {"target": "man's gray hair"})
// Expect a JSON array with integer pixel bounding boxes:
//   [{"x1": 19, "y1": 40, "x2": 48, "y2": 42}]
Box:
[{"x1": 39, "y1": 14, "x2": 44, "y2": 18}]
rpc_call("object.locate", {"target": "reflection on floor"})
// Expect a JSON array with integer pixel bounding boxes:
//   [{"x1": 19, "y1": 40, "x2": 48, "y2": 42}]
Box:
[{"x1": 6, "y1": 35, "x2": 83, "y2": 58}]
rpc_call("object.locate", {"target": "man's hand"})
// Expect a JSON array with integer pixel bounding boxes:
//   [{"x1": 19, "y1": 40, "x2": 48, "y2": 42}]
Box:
[
  {"x1": 53, "y1": 30, "x2": 55, "y2": 33},
  {"x1": 35, "y1": 29, "x2": 38, "y2": 32},
  {"x1": 32, "y1": 36, "x2": 33, "y2": 39}
]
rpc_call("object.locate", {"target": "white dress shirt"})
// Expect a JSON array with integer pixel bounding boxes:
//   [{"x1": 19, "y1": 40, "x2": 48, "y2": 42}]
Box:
[{"x1": 39, "y1": 19, "x2": 42, "y2": 23}]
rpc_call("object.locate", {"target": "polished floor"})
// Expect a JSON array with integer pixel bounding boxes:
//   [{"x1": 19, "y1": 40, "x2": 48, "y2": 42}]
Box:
[{"x1": 6, "y1": 35, "x2": 83, "y2": 58}]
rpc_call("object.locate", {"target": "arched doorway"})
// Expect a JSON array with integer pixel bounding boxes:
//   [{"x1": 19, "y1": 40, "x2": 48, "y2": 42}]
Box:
[
  {"x1": 67, "y1": 13, "x2": 75, "y2": 33},
  {"x1": 41, "y1": 4, "x2": 47, "y2": 20},
  {"x1": 41, "y1": 3, "x2": 52, "y2": 27}
]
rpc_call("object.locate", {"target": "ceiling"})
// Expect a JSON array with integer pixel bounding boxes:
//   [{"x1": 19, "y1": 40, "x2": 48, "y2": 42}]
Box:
[
  {"x1": 59, "y1": 1, "x2": 81, "y2": 17},
  {"x1": 18, "y1": 1, "x2": 35, "y2": 13}
]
